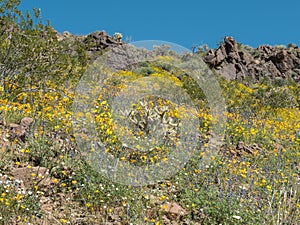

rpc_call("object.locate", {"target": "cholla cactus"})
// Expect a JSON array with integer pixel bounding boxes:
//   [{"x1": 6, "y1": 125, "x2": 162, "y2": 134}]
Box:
[{"x1": 113, "y1": 32, "x2": 123, "y2": 43}]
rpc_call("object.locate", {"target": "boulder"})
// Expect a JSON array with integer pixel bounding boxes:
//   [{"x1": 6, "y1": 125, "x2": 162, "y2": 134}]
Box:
[
  {"x1": 11, "y1": 166, "x2": 52, "y2": 190},
  {"x1": 83, "y1": 30, "x2": 122, "y2": 52},
  {"x1": 20, "y1": 117, "x2": 34, "y2": 127},
  {"x1": 8, "y1": 117, "x2": 34, "y2": 141},
  {"x1": 204, "y1": 36, "x2": 300, "y2": 84},
  {"x1": 162, "y1": 202, "x2": 187, "y2": 218}
]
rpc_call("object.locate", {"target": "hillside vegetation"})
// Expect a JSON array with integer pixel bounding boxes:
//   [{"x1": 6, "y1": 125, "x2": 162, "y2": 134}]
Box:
[{"x1": 0, "y1": 1, "x2": 299, "y2": 224}]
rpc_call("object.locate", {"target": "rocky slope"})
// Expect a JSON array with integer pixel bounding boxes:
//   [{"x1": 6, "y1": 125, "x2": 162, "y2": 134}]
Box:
[
  {"x1": 57, "y1": 31, "x2": 300, "y2": 84},
  {"x1": 204, "y1": 36, "x2": 300, "y2": 84}
]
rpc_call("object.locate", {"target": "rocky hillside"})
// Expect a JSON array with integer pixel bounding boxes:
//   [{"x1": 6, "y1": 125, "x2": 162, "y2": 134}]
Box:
[
  {"x1": 58, "y1": 30, "x2": 300, "y2": 85},
  {"x1": 1, "y1": 24, "x2": 299, "y2": 224},
  {"x1": 204, "y1": 36, "x2": 300, "y2": 84}
]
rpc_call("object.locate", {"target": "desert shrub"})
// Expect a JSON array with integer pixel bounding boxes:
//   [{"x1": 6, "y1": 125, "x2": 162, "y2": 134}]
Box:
[{"x1": 0, "y1": 0, "x2": 88, "y2": 100}]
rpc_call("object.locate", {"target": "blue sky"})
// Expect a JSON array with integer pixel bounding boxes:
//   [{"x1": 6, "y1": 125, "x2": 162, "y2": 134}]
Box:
[{"x1": 19, "y1": 0, "x2": 300, "y2": 49}]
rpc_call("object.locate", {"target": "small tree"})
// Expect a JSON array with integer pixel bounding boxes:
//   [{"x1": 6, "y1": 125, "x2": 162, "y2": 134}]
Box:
[{"x1": 0, "y1": 0, "x2": 88, "y2": 98}]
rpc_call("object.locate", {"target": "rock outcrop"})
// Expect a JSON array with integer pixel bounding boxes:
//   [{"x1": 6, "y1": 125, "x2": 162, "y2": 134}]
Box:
[
  {"x1": 104, "y1": 44, "x2": 154, "y2": 71},
  {"x1": 54, "y1": 29, "x2": 300, "y2": 84},
  {"x1": 204, "y1": 36, "x2": 300, "y2": 84},
  {"x1": 83, "y1": 30, "x2": 122, "y2": 51}
]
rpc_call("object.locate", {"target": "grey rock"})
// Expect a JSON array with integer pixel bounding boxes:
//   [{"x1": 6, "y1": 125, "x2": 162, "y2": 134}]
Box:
[{"x1": 203, "y1": 36, "x2": 300, "y2": 84}]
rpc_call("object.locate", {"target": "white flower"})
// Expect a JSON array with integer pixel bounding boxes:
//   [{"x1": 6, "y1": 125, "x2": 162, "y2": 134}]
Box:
[{"x1": 232, "y1": 215, "x2": 242, "y2": 220}]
